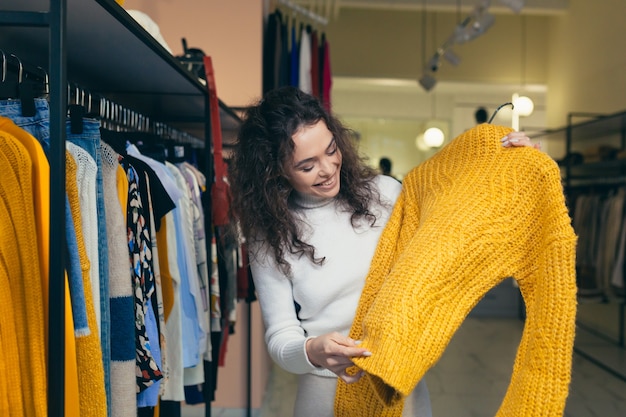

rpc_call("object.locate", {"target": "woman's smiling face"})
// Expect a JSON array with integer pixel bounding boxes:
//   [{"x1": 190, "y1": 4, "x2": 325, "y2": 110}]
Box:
[{"x1": 285, "y1": 120, "x2": 342, "y2": 199}]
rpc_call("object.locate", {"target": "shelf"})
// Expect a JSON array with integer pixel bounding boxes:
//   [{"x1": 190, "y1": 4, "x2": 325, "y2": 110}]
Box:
[
  {"x1": 0, "y1": 0, "x2": 241, "y2": 143},
  {"x1": 532, "y1": 110, "x2": 626, "y2": 143},
  {"x1": 532, "y1": 109, "x2": 626, "y2": 379}
]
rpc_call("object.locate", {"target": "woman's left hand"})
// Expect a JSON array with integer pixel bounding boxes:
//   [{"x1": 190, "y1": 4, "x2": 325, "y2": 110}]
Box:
[{"x1": 501, "y1": 131, "x2": 541, "y2": 150}]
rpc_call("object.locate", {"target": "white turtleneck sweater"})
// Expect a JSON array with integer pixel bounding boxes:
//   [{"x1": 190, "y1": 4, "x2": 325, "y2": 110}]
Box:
[{"x1": 249, "y1": 175, "x2": 402, "y2": 377}]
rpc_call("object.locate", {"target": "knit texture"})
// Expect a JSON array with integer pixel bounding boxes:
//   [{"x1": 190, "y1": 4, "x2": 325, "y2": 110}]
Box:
[
  {"x1": 0, "y1": 117, "x2": 81, "y2": 416},
  {"x1": 67, "y1": 142, "x2": 101, "y2": 333},
  {"x1": 334, "y1": 124, "x2": 578, "y2": 416},
  {"x1": 66, "y1": 152, "x2": 108, "y2": 417},
  {"x1": 0, "y1": 131, "x2": 48, "y2": 416},
  {"x1": 99, "y1": 142, "x2": 136, "y2": 416}
]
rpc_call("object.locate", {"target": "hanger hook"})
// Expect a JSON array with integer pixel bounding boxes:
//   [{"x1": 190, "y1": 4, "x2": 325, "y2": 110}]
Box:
[
  {"x1": 9, "y1": 53, "x2": 23, "y2": 83},
  {"x1": 488, "y1": 102, "x2": 514, "y2": 124},
  {"x1": 0, "y1": 50, "x2": 6, "y2": 83},
  {"x1": 36, "y1": 66, "x2": 49, "y2": 95}
]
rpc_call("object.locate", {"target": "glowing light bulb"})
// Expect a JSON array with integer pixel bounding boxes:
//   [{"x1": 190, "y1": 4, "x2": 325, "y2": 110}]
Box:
[{"x1": 423, "y1": 127, "x2": 445, "y2": 148}]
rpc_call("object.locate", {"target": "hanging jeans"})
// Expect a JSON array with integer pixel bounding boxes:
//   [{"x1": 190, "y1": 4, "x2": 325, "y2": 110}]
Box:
[
  {"x1": 0, "y1": 98, "x2": 90, "y2": 334},
  {"x1": 0, "y1": 98, "x2": 51, "y2": 150},
  {"x1": 65, "y1": 118, "x2": 112, "y2": 416}
]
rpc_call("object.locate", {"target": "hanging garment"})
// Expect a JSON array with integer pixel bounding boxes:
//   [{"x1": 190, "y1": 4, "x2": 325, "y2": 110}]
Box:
[
  {"x1": 289, "y1": 20, "x2": 299, "y2": 87},
  {"x1": 138, "y1": 173, "x2": 169, "y2": 407},
  {"x1": 99, "y1": 141, "x2": 137, "y2": 417},
  {"x1": 310, "y1": 29, "x2": 320, "y2": 99},
  {"x1": 165, "y1": 161, "x2": 207, "y2": 371},
  {"x1": 66, "y1": 150, "x2": 108, "y2": 417},
  {"x1": 203, "y1": 56, "x2": 232, "y2": 227},
  {"x1": 320, "y1": 33, "x2": 332, "y2": 112},
  {"x1": 120, "y1": 159, "x2": 163, "y2": 392},
  {"x1": 159, "y1": 211, "x2": 187, "y2": 402},
  {"x1": 335, "y1": 124, "x2": 578, "y2": 417},
  {"x1": 0, "y1": 112, "x2": 81, "y2": 417},
  {"x1": 0, "y1": 98, "x2": 51, "y2": 152},
  {"x1": 67, "y1": 142, "x2": 100, "y2": 332},
  {"x1": 0, "y1": 129, "x2": 48, "y2": 417},
  {"x1": 298, "y1": 25, "x2": 312, "y2": 94},
  {"x1": 263, "y1": 10, "x2": 283, "y2": 93},
  {"x1": 66, "y1": 118, "x2": 112, "y2": 408}
]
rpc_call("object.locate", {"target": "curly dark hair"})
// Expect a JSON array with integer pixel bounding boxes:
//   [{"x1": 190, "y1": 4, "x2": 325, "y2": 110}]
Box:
[{"x1": 228, "y1": 86, "x2": 382, "y2": 277}]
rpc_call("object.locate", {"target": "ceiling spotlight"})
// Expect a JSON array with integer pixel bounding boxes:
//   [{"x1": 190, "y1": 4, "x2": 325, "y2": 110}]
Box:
[
  {"x1": 418, "y1": 73, "x2": 437, "y2": 92},
  {"x1": 426, "y1": 55, "x2": 440, "y2": 72},
  {"x1": 424, "y1": 127, "x2": 445, "y2": 148},
  {"x1": 443, "y1": 49, "x2": 461, "y2": 66},
  {"x1": 454, "y1": 11, "x2": 495, "y2": 43}
]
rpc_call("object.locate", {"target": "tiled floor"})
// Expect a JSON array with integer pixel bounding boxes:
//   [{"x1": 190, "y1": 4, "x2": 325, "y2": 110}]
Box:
[{"x1": 183, "y1": 317, "x2": 626, "y2": 417}]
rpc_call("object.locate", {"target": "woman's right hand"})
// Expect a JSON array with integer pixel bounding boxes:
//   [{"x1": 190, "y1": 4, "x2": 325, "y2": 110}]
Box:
[{"x1": 305, "y1": 332, "x2": 372, "y2": 383}]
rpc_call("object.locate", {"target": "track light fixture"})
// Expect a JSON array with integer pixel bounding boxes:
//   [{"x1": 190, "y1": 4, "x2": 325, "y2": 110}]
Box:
[
  {"x1": 417, "y1": 0, "x2": 526, "y2": 92},
  {"x1": 418, "y1": 73, "x2": 437, "y2": 92}
]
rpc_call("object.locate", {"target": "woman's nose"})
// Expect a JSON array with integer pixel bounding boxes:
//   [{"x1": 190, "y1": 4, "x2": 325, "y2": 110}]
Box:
[{"x1": 319, "y1": 156, "x2": 334, "y2": 176}]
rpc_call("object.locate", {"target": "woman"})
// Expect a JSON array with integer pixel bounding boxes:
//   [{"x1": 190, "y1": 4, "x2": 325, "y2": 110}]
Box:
[{"x1": 228, "y1": 86, "x2": 537, "y2": 416}]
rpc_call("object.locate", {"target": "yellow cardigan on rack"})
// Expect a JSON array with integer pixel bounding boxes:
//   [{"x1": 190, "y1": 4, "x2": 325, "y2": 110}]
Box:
[
  {"x1": 67, "y1": 152, "x2": 108, "y2": 417},
  {"x1": 0, "y1": 116, "x2": 81, "y2": 416},
  {"x1": 334, "y1": 124, "x2": 578, "y2": 416}
]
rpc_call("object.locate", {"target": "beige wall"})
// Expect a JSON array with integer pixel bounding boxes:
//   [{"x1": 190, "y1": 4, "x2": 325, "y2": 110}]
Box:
[
  {"x1": 325, "y1": 1, "x2": 626, "y2": 129},
  {"x1": 325, "y1": 9, "x2": 550, "y2": 86},
  {"x1": 546, "y1": 0, "x2": 626, "y2": 126},
  {"x1": 123, "y1": 0, "x2": 264, "y2": 108}
]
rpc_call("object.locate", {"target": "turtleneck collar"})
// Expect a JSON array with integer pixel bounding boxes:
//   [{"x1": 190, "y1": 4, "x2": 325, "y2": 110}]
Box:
[{"x1": 291, "y1": 190, "x2": 336, "y2": 209}]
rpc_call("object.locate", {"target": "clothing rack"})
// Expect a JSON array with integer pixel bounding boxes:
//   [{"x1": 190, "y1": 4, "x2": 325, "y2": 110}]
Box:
[
  {"x1": 0, "y1": 53, "x2": 205, "y2": 147},
  {"x1": 66, "y1": 82, "x2": 205, "y2": 147},
  {"x1": 276, "y1": 0, "x2": 329, "y2": 26},
  {"x1": 0, "y1": 1, "x2": 217, "y2": 415}
]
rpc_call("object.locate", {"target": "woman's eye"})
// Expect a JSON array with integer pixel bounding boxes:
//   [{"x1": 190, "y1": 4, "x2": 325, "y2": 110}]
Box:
[
  {"x1": 301, "y1": 166, "x2": 314, "y2": 173},
  {"x1": 327, "y1": 145, "x2": 338, "y2": 155}
]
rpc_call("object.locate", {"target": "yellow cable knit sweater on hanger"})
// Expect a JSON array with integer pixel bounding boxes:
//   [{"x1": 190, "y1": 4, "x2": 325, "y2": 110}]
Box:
[{"x1": 334, "y1": 124, "x2": 578, "y2": 416}]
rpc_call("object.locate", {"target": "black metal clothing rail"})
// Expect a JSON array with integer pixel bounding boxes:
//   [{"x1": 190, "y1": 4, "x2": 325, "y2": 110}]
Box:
[{"x1": 1, "y1": 4, "x2": 68, "y2": 415}]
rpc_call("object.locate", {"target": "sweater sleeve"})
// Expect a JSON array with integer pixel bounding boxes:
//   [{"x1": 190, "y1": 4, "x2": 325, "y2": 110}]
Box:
[{"x1": 249, "y1": 243, "x2": 319, "y2": 375}]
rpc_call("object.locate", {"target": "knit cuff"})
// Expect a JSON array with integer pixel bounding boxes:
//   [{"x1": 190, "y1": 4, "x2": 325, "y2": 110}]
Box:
[{"x1": 276, "y1": 337, "x2": 320, "y2": 375}]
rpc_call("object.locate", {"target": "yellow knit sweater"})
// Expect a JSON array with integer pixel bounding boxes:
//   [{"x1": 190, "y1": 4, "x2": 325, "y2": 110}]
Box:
[
  {"x1": 66, "y1": 152, "x2": 108, "y2": 417},
  {"x1": 334, "y1": 124, "x2": 578, "y2": 416}
]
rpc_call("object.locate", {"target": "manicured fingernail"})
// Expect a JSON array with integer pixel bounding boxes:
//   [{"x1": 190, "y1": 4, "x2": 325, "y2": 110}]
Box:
[
  {"x1": 500, "y1": 136, "x2": 509, "y2": 142},
  {"x1": 354, "y1": 340, "x2": 362, "y2": 345},
  {"x1": 501, "y1": 141, "x2": 510, "y2": 147},
  {"x1": 510, "y1": 138, "x2": 519, "y2": 143},
  {"x1": 363, "y1": 351, "x2": 372, "y2": 357}
]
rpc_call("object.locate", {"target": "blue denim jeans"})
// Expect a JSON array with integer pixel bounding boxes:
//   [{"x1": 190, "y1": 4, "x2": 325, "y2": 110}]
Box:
[
  {"x1": 0, "y1": 99, "x2": 89, "y2": 335},
  {"x1": 65, "y1": 118, "x2": 111, "y2": 415},
  {"x1": 0, "y1": 98, "x2": 51, "y2": 149}
]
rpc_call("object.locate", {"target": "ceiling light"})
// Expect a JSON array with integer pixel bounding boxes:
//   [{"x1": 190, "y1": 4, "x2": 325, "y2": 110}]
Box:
[
  {"x1": 415, "y1": 133, "x2": 431, "y2": 151},
  {"x1": 443, "y1": 49, "x2": 461, "y2": 66},
  {"x1": 418, "y1": 73, "x2": 437, "y2": 91},
  {"x1": 513, "y1": 94, "x2": 534, "y2": 117},
  {"x1": 454, "y1": 11, "x2": 495, "y2": 43},
  {"x1": 424, "y1": 127, "x2": 445, "y2": 148}
]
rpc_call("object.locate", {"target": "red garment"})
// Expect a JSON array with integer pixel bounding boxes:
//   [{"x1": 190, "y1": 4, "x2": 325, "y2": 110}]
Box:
[
  {"x1": 310, "y1": 29, "x2": 320, "y2": 99},
  {"x1": 321, "y1": 35, "x2": 332, "y2": 112}
]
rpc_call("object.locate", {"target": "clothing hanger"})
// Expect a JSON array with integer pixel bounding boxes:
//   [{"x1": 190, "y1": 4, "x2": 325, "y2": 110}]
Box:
[
  {"x1": 488, "y1": 102, "x2": 514, "y2": 124},
  {"x1": 0, "y1": 51, "x2": 46, "y2": 117}
]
